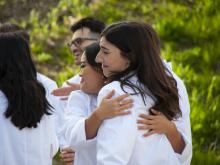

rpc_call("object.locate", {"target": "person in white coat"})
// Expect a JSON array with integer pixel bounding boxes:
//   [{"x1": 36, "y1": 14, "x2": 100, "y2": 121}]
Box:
[
  {"x1": 52, "y1": 18, "x2": 106, "y2": 164},
  {"x1": 0, "y1": 32, "x2": 58, "y2": 165},
  {"x1": 95, "y1": 21, "x2": 192, "y2": 165},
  {"x1": 62, "y1": 42, "x2": 133, "y2": 165},
  {"x1": 0, "y1": 23, "x2": 67, "y2": 148},
  {"x1": 52, "y1": 17, "x2": 105, "y2": 100}
]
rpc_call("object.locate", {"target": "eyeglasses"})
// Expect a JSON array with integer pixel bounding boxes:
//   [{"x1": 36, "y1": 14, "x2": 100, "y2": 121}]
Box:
[{"x1": 67, "y1": 37, "x2": 98, "y2": 47}]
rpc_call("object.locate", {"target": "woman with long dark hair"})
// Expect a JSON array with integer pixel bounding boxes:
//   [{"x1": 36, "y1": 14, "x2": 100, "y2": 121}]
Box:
[
  {"x1": 95, "y1": 21, "x2": 192, "y2": 164},
  {"x1": 0, "y1": 32, "x2": 58, "y2": 165}
]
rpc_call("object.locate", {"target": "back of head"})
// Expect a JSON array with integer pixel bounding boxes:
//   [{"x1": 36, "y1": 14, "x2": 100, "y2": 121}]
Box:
[
  {"x1": 0, "y1": 23, "x2": 21, "y2": 32},
  {"x1": 101, "y1": 21, "x2": 181, "y2": 120},
  {"x1": 84, "y1": 42, "x2": 102, "y2": 72},
  {"x1": 71, "y1": 17, "x2": 105, "y2": 35},
  {"x1": 0, "y1": 23, "x2": 30, "y2": 42},
  {"x1": 0, "y1": 32, "x2": 51, "y2": 129}
]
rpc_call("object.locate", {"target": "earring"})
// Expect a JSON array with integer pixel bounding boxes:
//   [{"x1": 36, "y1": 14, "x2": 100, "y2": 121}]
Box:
[{"x1": 125, "y1": 61, "x2": 130, "y2": 68}]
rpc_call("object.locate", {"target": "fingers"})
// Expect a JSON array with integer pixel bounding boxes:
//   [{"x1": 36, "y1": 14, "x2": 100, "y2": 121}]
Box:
[
  {"x1": 66, "y1": 81, "x2": 75, "y2": 86},
  {"x1": 114, "y1": 109, "x2": 131, "y2": 116},
  {"x1": 61, "y1": 155, "x2": 74, "y2": 162},
  {"x1": 60, "y1": 152, "x2": 75, "y2": 162},
  {"x1": 51, "y1": 83, "x2": 80, "y2": 96},
  {"x1": 139, "y1": 114, "x2": 156, "y2": 120},
  {"x1": 61, "y1": 147, "x2": 75, "y2": 153},
  {"x1": 103, "y1": 90, "x2": 115, "y2": 99},
  {"x1": 138, "y1": 124, "x2": 154, "y2": 130},
  {"x1": 51, "y1": 87, "x2": 71, "y2": 96},
  {"x1": 150, "y1": 109, "x2": 162, "y2": 115},
  {"x1": 143, "y1": 130, "x2": 156, "y2": 137},
  {"x1": 137, "y1": 119, "x2": 154, "y2": 125},
  {"x1": 114, "y1": 93, "x2": 130, "y2": 102},
  {"x1": 66, "y1": 81, "x2": 77, "y2": 86},
  {"x1": 118, "y1": 102, "x2": 133, "y2": 111},
  {"x1": 51, "y1": 88, "x2": 63, "y2": 96},
  {"x1": 60, "y1": 148, "x2": 75, "y2": 163},
  {"x1": 119, "y1": 99, "x2": 133, "y2": 106},
  {"x1": 137, "y1": 124, "x2": 157, "y2": 137},
  {"x1": 137, "y1": 125, "x2": 148, "y2": 130}
]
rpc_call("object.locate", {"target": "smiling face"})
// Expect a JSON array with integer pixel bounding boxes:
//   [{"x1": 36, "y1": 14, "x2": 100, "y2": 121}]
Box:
[
  {"x1": 95, "y1": 37, "x2": 130, "y2": 77},
  {"x1": 70, "y1": 27, "x2": 97, "y2": 65},
  {"x1": 79, "y1": 53, "x2": 105, "y2": 94}
]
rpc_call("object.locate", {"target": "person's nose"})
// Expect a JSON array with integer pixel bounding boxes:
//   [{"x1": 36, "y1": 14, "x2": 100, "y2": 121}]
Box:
[
  {"x1": 95, "y1": 51, "x2": 102, "y2": 63},
  {"x1": 70, "y1": 44, "x2": 78, "y2": 53}
]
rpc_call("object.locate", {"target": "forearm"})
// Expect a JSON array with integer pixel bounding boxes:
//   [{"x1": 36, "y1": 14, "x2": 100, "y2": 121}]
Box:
[
  {"x1": 85, "y1": 109, "x2": 103, "y2": 140},
  {"x1": 166, "y1": 122, "x2": 185, "y2": 154}
]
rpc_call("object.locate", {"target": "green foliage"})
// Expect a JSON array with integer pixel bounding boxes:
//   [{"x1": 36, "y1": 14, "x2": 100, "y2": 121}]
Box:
[
  {"x1": 2, "y1": 0, "x2": 220, "y2": 163},
  {"x1": 191, "y1": 150, "x2": 220, "y2": 165}
]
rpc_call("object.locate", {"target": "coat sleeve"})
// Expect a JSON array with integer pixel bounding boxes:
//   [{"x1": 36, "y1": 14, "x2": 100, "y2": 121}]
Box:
[
  {"x1": 174, "y1": 75, "x2": 192, "y2": 165},
  {"x1": 61, "y1": 91, "x2": 95, "y2": 150}
]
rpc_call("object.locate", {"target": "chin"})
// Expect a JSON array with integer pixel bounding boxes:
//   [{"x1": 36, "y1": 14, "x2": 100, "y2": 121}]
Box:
[
  {"x1": 75, "y1": 62, "x2": 80, "y2": 65},
  {"x1": 103, "y1": 71, "x2": 110, "y2": 77}
]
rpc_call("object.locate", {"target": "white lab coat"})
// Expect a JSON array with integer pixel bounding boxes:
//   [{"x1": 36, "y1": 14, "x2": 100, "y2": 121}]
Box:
[
  {"x1": 170, "y1": 71, "x2": 192, "y2": 165},
  {"x1": 0, "y1": 89, "x2": 58, "y2": 165},
  {"x1": 96, "y1": 74, "x2": 192, "y2": 165},
  {"x1": 58, "y1": 74, "x2": 81, "y2": 110},
  {"x1": 62, "y1": 74, "x2": 81, "y2": 87},
  {"x1": 62, "y1": 90, "x2": 97, "y2": 165},
  {"x1": 37, "y1": 73, "x2": 58, "y2": 97},
  {"x1": 37, "y1": 73, "x2": 68, "y2": 147}
]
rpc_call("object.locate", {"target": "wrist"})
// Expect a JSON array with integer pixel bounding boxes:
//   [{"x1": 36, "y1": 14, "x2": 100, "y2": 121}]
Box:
[
  {"x1": 93, "y1": 109, "x2": 104, "y2": 122},
  {"x1": 165, "y1": 121, "x2": 176, "y2": 136},
  {"x1": 70, "y1": 84, "x2": 79, "y2": 91}
]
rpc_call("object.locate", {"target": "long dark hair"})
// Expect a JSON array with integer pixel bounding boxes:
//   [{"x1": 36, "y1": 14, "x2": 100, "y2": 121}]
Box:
[
  {"x1": 0, "y1": 32, "x2": 52, "y2": 129},
  {"x1": 101, "y1": 21, "x2": 181, "y2": 120}
]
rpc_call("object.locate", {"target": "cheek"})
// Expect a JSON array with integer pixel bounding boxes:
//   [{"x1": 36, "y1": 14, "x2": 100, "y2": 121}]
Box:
[
  {"x1": 117, "y1": 57, "x2": 129, "y2": 70},
  {"x1": 81, "y1": 69, "x2": 98, "y2": 84},
  {"x1": 104, "y1": 56, "x2": 113, "y2": 66},
  {"x1": 108, "y1": 58, "x2": 124, "y2": 69}
]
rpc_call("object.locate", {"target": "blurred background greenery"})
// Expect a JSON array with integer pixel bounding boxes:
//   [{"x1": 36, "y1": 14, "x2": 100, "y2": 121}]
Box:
[{"x1": 1, "y1": 0, "x2": 220, "y2": 164}]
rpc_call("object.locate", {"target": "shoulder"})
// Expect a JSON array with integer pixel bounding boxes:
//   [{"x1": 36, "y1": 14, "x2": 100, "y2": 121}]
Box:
[
  {"x1": 163, "y1": 60, "x2": 186, "y2": 89},
  {"x1": 0, "y1": 90, "x2": 6, "y2": 101},
  {"x1": 37, "y1": 72, "x2": 57, "y2": 90},
  {"x1": 63, "y1": 74, "x2": 81, "y2": 87},
  {"x1": 170, "y1": 71, "x2": 187, "y2": 93},
  {"x1": 99, "y1": 81, "x2": 122, "y2": 94},
  {"x1": 98, "y1": 81, "x2": 124, "y2": 98},
  {"x1": 97, "y1": 81, "x2": 125, "y2": 105},
  {"x1": 68, "y1": 90, "x2": 91, "y2": 105},
  {"x1": 0, "y1": 90, "x2": 8, "y2": 110},
  {"x1": 69, "y1": 74, "x2": 81, "y2": 83}
]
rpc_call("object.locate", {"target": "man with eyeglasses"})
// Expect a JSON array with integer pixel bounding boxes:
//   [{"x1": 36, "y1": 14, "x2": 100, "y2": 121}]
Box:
[
  {"x1": 52, "y1": 17, "x2": 105, "y2": 100},
  {"x1": 52, "y1": 17, "x2": 105, "y2": 165}
]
